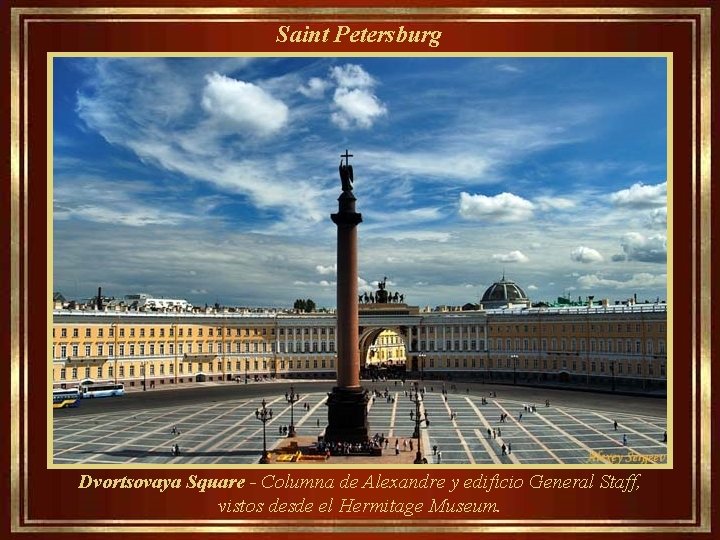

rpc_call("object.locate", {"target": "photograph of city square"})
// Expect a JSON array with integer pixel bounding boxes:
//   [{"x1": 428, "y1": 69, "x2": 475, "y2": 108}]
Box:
[{"x1": 52, "y1": 56, "x2": 668, "y2": 465}]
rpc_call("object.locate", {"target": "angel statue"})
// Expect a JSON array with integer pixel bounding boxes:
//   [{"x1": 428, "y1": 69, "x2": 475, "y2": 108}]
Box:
[{"x1": 339, "y1": 160, "x2": 354, "y2": 192}]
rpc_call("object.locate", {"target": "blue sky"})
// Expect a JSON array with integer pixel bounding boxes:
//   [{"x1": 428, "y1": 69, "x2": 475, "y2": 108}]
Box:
[{"x1": 53, "y1": 57, "x2": 668, "y2": 309}]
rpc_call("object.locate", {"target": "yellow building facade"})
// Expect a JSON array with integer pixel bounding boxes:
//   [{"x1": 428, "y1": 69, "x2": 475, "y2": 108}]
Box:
[
  {"x1": 365, "y1": 329, "x2": 406, "y2": 366},
  {"x1": 408, "y1": 305, "x2": 667, "y2": 390},
  {"x1": 52, "y1": 303, "x2": 667, "y2": 392},
  {"x1": 52, "y1": 313, "x2": 339, "y2": 388}
]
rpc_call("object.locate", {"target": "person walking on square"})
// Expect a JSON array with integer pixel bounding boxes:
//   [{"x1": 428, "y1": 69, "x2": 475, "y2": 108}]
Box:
[
  {"x1": 395, "y1": 440, "x2": 400, "y2": 455},
  {"x1": 614, "y1": 420, "x2": 618, "y2": 431},
  {"x1": 433, "y1": 445, "x2": 438, "y2": 455},
  {"x1": 437, "y1": 451, "x2": 442, "y2": 464},
  {"x1": 663, "y1": 431, "x2": 667, "y2": 443},
  {"x1": 508, "y1": 442, "x2": 512, "y2": 454},
  {"x1": 622, "y1": 434, "x2": 627, "y2": 446},
  {"x1": 501, "y1": 443, "x2": 506, "y2": 456},
  {"x1": 487, "y1": 428, "x2": 491, "y2": 439}
]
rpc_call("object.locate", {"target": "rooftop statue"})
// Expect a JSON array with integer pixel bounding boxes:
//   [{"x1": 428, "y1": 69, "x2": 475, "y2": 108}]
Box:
[{"x1": 375, "y1": 277, "x2": 389, "y2": 303}]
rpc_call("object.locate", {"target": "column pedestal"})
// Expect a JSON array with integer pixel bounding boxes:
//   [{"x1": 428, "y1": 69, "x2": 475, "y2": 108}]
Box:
[{"x1": 325, "y1": 387, "x2": 369, "y2": 443}]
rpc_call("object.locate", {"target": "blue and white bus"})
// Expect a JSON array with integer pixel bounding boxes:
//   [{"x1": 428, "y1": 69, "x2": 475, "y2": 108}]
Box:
[{"x1": 79, "y1": 382, "x2": 125, "y2": 398}]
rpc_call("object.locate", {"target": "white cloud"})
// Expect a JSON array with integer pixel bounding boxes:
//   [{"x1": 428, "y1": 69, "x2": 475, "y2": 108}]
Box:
[
  {"x1": 298, "y1": 77, "x2": 328, "y2": 99},
  {"x1": 329, "y1": 64, "x2": 375, "y2": 88},
  {"x1": 570, "y1": 246, "x2": 604, "y2": 263},
  {"x1": 374, "y1": 231, "x2": 452, "y2": 243},
  {"x1": 53, "y1": 176, "x2": 193, "y2": 227},
  {"x1": 647, "y1": 207, "x2": 667, "y2": 229},
  {"x1": 64, "y1": 205, "x2": 189, "y2": 227},
  {"x1": 610, "y1": 181, "x2": 666, "y2": 208},
  {"x1": 535, "y1": 196, "x2": 576, "y2": 211},
  {"x1": 577, "y1": 272, "x2": 667, "y2": 290},
  {"x1": 458, "y1": 192, "x2": 534, "y2": 222},
  {"x1": 328, "y1": 64, "x2": 387, "y2": 129},
  {"x1": 331, "y1": 88, "x2": 387, "y2": 129},
  {"x1": 614, "y1": 232, "x2": 667, "y2": 263},
  {"x1": 316, "y1": 264, "x2": 337, "y2": 275},
  {"x1": 496, "y1": 64, "x2": 522, "y2": 73},
  {"x1": 293, "y1": 279, "x2": 335, "y2": 287},
  {"x1": 527, "y1": 284, "x2": 538, "y2": 290},
  {"x1": 363, "y1": 150, "x2": 494, "y2": 181},
  {"x1": 492, "y1": 250, "x2": 529, "y2": 263},
  {"x1": 201, "y1": 72, "x2": 289, "y2": 136}
]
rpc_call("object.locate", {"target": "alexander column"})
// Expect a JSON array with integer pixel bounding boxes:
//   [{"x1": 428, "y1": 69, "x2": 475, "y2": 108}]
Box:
[{"x1": 325, "y1": 150, "x2": 369, "y2": 443}]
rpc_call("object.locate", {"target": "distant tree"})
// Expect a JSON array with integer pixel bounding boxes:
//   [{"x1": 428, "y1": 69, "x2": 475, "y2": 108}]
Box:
[{"x1": 293, "y1": 298, "x2": 316, "y2": 312}]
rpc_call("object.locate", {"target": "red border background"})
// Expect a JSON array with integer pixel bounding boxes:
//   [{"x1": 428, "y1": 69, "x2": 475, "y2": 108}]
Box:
[{"x1": 3, "y1": 1, "x2": 717, "y2": 538}]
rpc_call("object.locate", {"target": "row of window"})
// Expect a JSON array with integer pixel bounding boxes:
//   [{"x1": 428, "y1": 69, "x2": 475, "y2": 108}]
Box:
[
  {"x1": 484, "y1": 337, "x2": 666, "y2": 354},
  {"x1": 53, "y1": 326, "x2": 337, "y2": 339},
  {"x1": 55, "y1": 340, "x2": 338, "y2": 359},
  {"x1": 486, "y1": 322, "x2": 665, "y2": 335},
  {"x1": 56, "y1": 357, "x2": 336, "y2": 381},
  {"x1": 420, "y1": 356, "x2": 666, "y2": 376},
  {"x1": 413, "y1": 338, "x2": 667, "y2": 355},
  {"x1": 409, "y1": 321, "x2": 665, "y2": 337}
]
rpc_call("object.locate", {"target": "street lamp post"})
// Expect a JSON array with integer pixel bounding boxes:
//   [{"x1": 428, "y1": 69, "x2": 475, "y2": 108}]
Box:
[
  {"x1": 409, "y1": 382, "x2": 426, "y2": 464},
  {"x1": 285, "y1": 386, "x2": 299, "y2": 437},
  {"x1": 511, "y1": 354, "x2": 519, "y2": 385},
  {"x1": 419, "y1": 352, "x2": 426, "y2": 381},
  {"x1": 255, "y1": 399, "x2": 273, "y2": 464}
]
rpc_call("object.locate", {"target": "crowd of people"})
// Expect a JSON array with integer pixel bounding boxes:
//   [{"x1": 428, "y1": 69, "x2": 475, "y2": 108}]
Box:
[{"x1": 316, "y1": 436, "x2": 383, "y2": 456}]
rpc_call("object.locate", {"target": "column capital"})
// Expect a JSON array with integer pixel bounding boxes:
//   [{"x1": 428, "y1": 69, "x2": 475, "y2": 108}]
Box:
[{"x1": 331, "y1": 211, "x2": 362, "y2": 226}]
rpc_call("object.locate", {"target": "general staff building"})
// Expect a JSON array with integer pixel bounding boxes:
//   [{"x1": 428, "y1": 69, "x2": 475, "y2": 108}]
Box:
[{"x1": 51, "y1": 280, "x2": 667, "y2": 393}]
